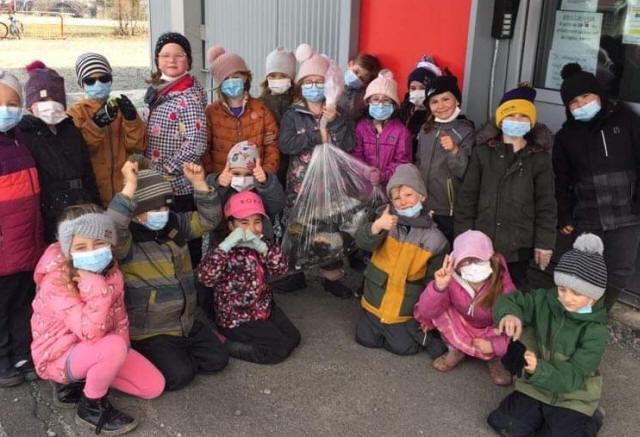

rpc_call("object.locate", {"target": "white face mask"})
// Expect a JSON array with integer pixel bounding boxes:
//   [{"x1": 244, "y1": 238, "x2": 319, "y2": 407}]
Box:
[
  {"x1": 409, "y1": 89, "x2": 426, "y2": 108},
  {"x1": 34, "y1": 101, "x2": 67, "y2": 125},
  {"x1": 268, "y1": 78, "x2": 292, "y2": 95},
  {"x1": 459, "y1": 261, "x2": 493, "y2": 283},
  {"x1": 160, "y1": 72, "x2": 188, "y2": 82},
  {"x1": 230, "y1": 176, "x2": 255, "y2": 192},
  {"x1": 435, "y1": 106, "x2": 461, "y2": 123}
]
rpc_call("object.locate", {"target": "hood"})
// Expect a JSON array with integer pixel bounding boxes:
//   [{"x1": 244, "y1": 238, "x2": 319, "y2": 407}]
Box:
[
  {"x1": 33, "y1": 243, "x2": 68, "y2": 287},
  {"x1": 476, "y1": 119, "x2": 553, "y2": 154},
  {"x1": 546, "y1": 288, "x2": 607, "y2": 324}
]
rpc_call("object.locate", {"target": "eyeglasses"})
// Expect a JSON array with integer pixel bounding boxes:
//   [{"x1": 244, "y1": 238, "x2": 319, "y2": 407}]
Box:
[
  {"x1": 83, "y1": 75, "x2": 112, "y2": 86},
  {"x1": 301, "y1": 81, "x2": 325, "y2": 88},
  {"x1": 158, "y1": 53, "x2": 188, "y2": 61}
]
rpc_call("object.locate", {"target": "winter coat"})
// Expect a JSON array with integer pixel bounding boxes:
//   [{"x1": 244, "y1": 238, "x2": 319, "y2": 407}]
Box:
[
  {"x1": 352, "y1": 118, "x2": 412, "y2": 187},
  {"x1": 454, "y1": 123, "x2": 557, "y2": 262},
  {"x1": 338, "y1": 86, "x2": 367, "y2": 121},
  {"x1": 67, "y1": 98, "x2": 146, "y2": 206},
  {"x1": 493, "y1": 288, "x2": 608, "y2": 416},
  {"x1": 553, "y1": 101, "x2": 640, "y2": 231},
  {"x1": 355, "y1": 209, "x2": 448, "y2": 324},
  {"x1": 30, "y1": 243, "x2": 129, "y2": 384},
  {"x1": 107, "y1": 189, "x2": 222, "y2": 340},
  {"x1": 196, "y1": 242, "x2": 288, "y2": 329},
  {"x1": 206, "y1": 173, "x2": 285, "y2": 220},
  {"x1": 144, "y1": 75, "x2": 208, "y2": 196},
  {"x1": 17, "y1": 115, "x2": 101, "y2": 244},
  {"x1": 203, "y1": 96, "x2": 280, "y2": 175},
  {"x1": 260, "y1": 90, "x2": 293, "y2": 125},
  {"x1": 416, "y1": 117, "x2": 475, "y2": 216}
]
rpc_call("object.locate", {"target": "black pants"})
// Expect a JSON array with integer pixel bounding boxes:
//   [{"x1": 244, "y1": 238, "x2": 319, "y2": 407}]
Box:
[
  {"x1": 132, "y1": 320, "x2": 229, "y2": 391},
  {"x1": 433, "y1": 214, "x2": 454, "y2": 247},
  {"x1": 355, "y1": 310, "x2": 420, "y2": 356},
  {"x1": 508, "y1": 260, "x2": 531, "y2": 292},
  {"x1": 172, "y1": 194, "x2": 203, "y2": 268},
  {"x1": 0, "y1": 272, "x2": 35, "y2": 370},
  {"x1": 487, "y1": 391, "x2": 600, "y2": 437},
  {"x1": 219, "y1": 306, "x2": 301, "y2": 364}
]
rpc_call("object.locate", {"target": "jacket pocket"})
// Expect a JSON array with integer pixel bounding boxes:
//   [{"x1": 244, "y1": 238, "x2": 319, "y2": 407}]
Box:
[
  {"x1": 145, "y1": 286, "x2": 185, "y2": 333},
  {"x1": 363, "y1": 264, "x2": 388, "y2": 309}
]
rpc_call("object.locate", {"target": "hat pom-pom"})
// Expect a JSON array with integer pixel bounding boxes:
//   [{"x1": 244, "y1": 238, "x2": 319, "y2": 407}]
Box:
[
  {"x1": 26, "y1": 60, "x2": 46, "y2": 73},
  {"x1": 561, "y1": 63, "x2": 583, "y2": 80},
  {"x1": 573, "y1": 233, "x2": 604, "y2": 255},
  {"x1": 295, "y1": 43, "x2": 314, "y2": 63},
  {"x1": 378, "y1": 69, "x2": 393, "y2": 80},
  {"x1": 207, "y1": 45, "x2": 225, "y2": 64}
]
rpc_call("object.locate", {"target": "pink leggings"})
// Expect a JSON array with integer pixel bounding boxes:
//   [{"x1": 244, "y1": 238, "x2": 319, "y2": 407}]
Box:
[{"x1": 68, "y1": 334, "x2": 165, "y2": 400}]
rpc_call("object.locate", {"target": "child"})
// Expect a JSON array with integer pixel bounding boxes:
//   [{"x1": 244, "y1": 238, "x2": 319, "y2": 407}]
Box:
[
  {"x1": 455, "y1": 85, "x2": 556, "y2": 290},
  {"x1": 67, "y1": 52, "x2": 146, "y2": 207},
  {"x1": 30, "y1": 204, "x2": 164, "y2": 435},
  {"x1": 0, "y1": 70, "x2": 45, "y2": 387},
  {"x1": 279, "y1": 43, "x2": 356, "y2": 297},
  {"x1": 352, "y1": 70, "x2": 412, "y2": 188},
  {"x1": 17, "y1": 61, "x2": 101, "y2": 244},
  {"x1": 414, "y1": 230, "x2": 514, "y2": 385},
  {"x1": 339, "y1": 53, "x2": 381, "y2": 121},
  {"x1": 415, "y1": 74, "x2": 474, "y2": 244},
  {"x1": 488, "y1": 234, "x2": 608, "y2": 436},
  {"x1": 107, "y1": 158, "x2": 228, "y2": 391},
  {"x1": 203, "y1": 46, "x2": 280, "y2": 178},
  {"x1": 355, "y1": 164, "x2": 448, "y2": 355},
  {"x1": 197, "y1": 192, "x2": 300, "y2": 364}
]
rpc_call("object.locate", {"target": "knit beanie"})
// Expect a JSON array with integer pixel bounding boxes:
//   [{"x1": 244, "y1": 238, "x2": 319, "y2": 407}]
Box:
[
  {"x1": 228, "y1": 141, "x2": 258, "y2": 171},
  {"x1": 24, "y1": 61, "x2": 66, "y2": 109},
  {"x1": 75, "y1": 52, "x2": 112, "y2": 86},
  {"x1": 426, "y1": 74, "x2": 462, "y2": 103},
  {"x1": 364, "y1": 70, "x2": 400, "y2": 105},
  {"x1": 207, "y1": 46, "x2": 249, "y2": 86},
  {"x1": 495, "y1": 84, "x2": 537, "y2": 128},
  {"x1": 266, "y1": 47, "x2": 296, "y2": 78},
  {"x1": 408, "y1": 55, "x2": 442, "y2": 88},
  {"x1": 559, "y1": 63, "x2": 604, "y2": 106},
  {"x1": 154, "y1": 32, "x2": 192, "y2": 69},
  {"x1": 295, "y1": 43, "x2": 330, "y2": 82},
  {"x1": 386, "y1": 164, "x2": 427, "y2": 198},
  {"x1": 0, "y1": 69, "x2": 23, "y2": 105},
  {"x1": 554, "y1": 233, "x2": 607, "y2": 301},
  {"x1": 57, "y1": 213, "x2": 117, "y2": 258},
  {"x1": 133, "y1": 167, "x2": 175, "y2": 214}
]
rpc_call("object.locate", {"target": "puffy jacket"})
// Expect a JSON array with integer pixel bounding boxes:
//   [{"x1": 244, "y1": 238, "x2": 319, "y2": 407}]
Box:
[
  {"x1": 30, "y1": 243, "x2": 129, "y2": 384},
  {"x1": 67, "y1": 98, "x2": 146, "y2": 206},
  {"x1": 203, "y1": 96, "x2": 280, "y2": 175}
]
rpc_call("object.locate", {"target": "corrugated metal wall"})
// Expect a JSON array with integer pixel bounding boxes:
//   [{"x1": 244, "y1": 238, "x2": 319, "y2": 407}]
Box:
[{"x1": 148, "y1": 0, "x2": 172, "y2": 65}]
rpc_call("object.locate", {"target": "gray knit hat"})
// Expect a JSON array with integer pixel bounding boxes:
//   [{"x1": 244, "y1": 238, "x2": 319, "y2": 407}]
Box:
[
  {"x1": 266, "y1": 47, "x2": 296, "y2": 78},
  {"x1": 75, "y1": 52, "x2": 112, "y2": 86},
  {"x1": 58, "y1": 213, "x2": 117, "y2": 257},
  {"x1": 554, "y1": 233, "x2": 607, "y2": 300},
  {"x1": 0, "y1": 69, "x2": 23, "y2": 105},
  {"x1": 386, "y1": 163, "x2": 427, "y2": 198},
  {"x1": 134, "y1": 168, "x2": 174, "y2": 214}
]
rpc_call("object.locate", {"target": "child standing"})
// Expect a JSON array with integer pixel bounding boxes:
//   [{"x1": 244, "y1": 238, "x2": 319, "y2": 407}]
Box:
[
  {"x1": 31, "y1": 205, "x2": 164, "y2": 435},
  {"x1": 67, "y1": 52, "x2": 146, "y2": 207},
  {"x1": 355, "y1": 164, "x2": 448, "y2": 355},
  {"x1": 197, "y1": 192, "x2": 300, "y2": 364},
  {"x1": 414, "y1": 230, "x2": 514, "y2": 385},
  {"x1": 488, "y1": 234, "x2": 608, "y2": 436},
  {"x1": 339, "y1": 53, "x2": 381, "y2": 121}
]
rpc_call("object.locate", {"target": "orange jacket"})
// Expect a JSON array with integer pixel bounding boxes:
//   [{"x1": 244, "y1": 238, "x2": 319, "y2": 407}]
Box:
[
  {"x1": 203, "y1": 97, "x2": 279, "y2": 174},
  {"x1": 67, "y1": 98, "x2": 146, "y2": 206}
]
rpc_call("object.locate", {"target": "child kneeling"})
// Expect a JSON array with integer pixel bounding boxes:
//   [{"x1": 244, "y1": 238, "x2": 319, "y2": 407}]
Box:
[
  {"x1": 488, "y1": 234, "x2": 607, "y2": 436},
  {"x1": 197, "y1": 192, "x2": 300, "y2": 364}
]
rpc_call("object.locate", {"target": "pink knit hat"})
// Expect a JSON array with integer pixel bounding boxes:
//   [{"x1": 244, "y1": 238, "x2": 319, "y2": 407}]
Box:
[
  {"x1": 207, "y1": 45, "x2": 249, "y2": 85},
  {"x1": 450, "y1": 230, "x2": 495, "y2": 268},
  {"x1": 364, "y1": 70, "x2": 399, "y2": 105},
  {"x1": 295, "y1": 43, "x2": 329, "y2": 82}
]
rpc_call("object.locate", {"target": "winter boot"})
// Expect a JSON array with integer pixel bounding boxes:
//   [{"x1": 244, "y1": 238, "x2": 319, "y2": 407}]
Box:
[
  {"x1": 323, "y1": 278, "x2": 353, "y2": 299},
  {"x1": 225, "y1": 340, "x2": 259, "y2": 363},
  {"x1": 75, "y1": 393, "x2": 138, "y2": 435},
  {"x1": 53, "y1": 380, "x2": 85, "y2": 408}
]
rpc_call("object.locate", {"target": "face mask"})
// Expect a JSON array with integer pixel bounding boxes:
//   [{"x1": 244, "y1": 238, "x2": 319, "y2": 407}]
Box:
[
  {"x1": 501, "y1": 119, "x2": 531, "y2": 138},
  {"x1": 34, "y1": 101, "x2": 67, "y2": 125},
  {"x1": 85, "y1": 81, "x2": 112, "y2": 101},
  {"x1": 368, "y1": 103, "x2": 394, "y2": 121},
  {"x1": 409, "y1": 89, "x2": 426, "y2": 108},
  {"x1": 231, "y1": 176, "x2": 255, "y2": 192},
  {"x1": 144, "y1": 210, "x2": 170, "y2": 231},
  {"x1": 221, "y1": 78, "x2": 245, "y2": 98},
  {"x1": 435, "y1": 106, "x2": 461, "y2": 124},
  {"x1": 459, "y1": 261, "x2": 493, "y2": 283},
  {"x1": 71, "y1": 246, "x2": 113, "y2": 273},
  {"x1": 344, "y1": 69, "x2": 363, "y2": 89},
  {"x1": 396, "y1": 202, "x2": 423, "y2": 217},
  {"x1": 268, "y1": 78, "x2": 291, "y2": 95},
  {"x1": 571, "y1": 100, "x2": 601, "y2": 122},
  {"x1": 0, "y1": 106, "x2": 23, "y2": 132},
  {"x1": 575, "y1": 304, "x2": 593, "y2": 314},
  {"x1": 301, "y1": 84, "x2": 325, "y2": 103}
]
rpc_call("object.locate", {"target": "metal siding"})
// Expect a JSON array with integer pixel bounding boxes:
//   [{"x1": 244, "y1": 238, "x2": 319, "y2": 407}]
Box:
[{"x1": 148, "y1": 0, "x2": 173, "y2": 66}]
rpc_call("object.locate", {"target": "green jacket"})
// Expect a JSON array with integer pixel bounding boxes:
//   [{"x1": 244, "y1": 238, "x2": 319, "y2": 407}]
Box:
[{"x1": 493, "y1": 288, "x2": 608, "y2": 416}]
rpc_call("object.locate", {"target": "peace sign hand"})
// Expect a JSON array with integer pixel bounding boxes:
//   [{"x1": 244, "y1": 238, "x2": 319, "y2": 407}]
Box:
[{"x1": 434, "y1": 254, "x2": 455, "y2": 291}]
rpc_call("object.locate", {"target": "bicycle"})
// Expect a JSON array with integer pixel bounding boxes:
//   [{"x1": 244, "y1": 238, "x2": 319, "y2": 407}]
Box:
[{"x1": 0, "y1": 14, "x2": 24, "y2": 39}]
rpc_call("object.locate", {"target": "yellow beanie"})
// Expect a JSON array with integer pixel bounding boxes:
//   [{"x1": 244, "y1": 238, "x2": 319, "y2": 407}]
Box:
[{"x1": 495, "y1": 99, "x2": 537, "y2": 128}]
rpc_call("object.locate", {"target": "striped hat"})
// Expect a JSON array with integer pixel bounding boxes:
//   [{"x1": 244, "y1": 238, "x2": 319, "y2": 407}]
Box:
[
  {"x1": 134, "y1": 169, "x2": 174, "y2": 214},
  {"x1": 554, "y1": 233, "x2": 607, "y2": 300},
  {"x1": 75, "y1": 53, "x2": 112, "y2": 86}
]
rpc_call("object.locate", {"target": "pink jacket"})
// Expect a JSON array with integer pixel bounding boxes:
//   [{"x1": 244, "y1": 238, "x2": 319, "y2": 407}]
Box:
[{"x1": 30, "y1": 243, "x2": 129, "y2": 384}]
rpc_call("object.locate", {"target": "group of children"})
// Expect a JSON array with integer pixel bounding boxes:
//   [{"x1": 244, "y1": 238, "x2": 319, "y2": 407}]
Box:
[{"x1": 0, "y1": 29, "x2": 637, "y2": 435}]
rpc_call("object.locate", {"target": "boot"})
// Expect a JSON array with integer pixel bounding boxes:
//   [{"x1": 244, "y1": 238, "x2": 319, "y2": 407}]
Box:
[
  {"x1": 53, "y1": 381, "x2": 85, "y2": 408},
  {"x1": 323, "y1": 279, "x2": 352, "y2": 299},
  {"x1": 75, "y1": 393, "x2": 138, "y2": 435},
  {"x1": 15, "y1": 360, "x2": 38, "y2": 382},
  {"x1": 271, "y1": 271, "x2": 307, "y2": 293},
  {"x1": 0, "y1": 365, "x2": 23, "y2": 388},
  {"x1": 224, "y1": 340, "x2": 259, "y2": 363}
]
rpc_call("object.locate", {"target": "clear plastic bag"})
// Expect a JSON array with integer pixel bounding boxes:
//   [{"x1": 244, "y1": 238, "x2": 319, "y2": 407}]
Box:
[
  {"x1": 319, "y1": 57, "x2": 344, "y2": 130},
  {"x1": 282, "y1": 143, "x2": 387, "y2": 269}
]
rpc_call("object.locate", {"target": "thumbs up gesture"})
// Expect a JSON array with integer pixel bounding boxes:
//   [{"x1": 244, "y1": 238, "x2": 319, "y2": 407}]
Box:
[
  {"x1": 439, "y1": 132, "x2": 459, "y2": 154},
  {"x1": 371, "y1": 205, "x2": 398, "y2": 235}
]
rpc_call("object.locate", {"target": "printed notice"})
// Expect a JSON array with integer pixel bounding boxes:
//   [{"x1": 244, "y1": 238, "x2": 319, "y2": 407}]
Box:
[
  {"x1": 545, "y1": 49, "x2": 598, "y2": 89},
  {"x1": 551, "y1": 11, "x2": 603, "y2": 53},
  {"x1": 623, "y1": 0, "x2": 640, "y2": 45},
  {"x1": 561, "y1": 0, "x2": 598, "y2": 12}
]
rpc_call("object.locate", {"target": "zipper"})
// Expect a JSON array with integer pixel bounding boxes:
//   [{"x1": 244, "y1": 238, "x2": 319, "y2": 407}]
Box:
[
  {"x1": 375, "y1": 129, "x2": 381, "y2": 168},
  {"x1": 548, "y1": 312, "x2": 566, "y2": 405},
  {"x1": 600, "y1": 129, "x2": 609, "y2": 157}
]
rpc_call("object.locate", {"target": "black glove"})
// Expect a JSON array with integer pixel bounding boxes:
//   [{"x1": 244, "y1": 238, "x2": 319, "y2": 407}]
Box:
[
  {"x1": 116, "y1": 94, "x2": 137, "y2": 120},
  {"x1": 501, "y1": 340, "x2": 527, "y2": 378},
  {"x1": 92, "y1": 100, "x2": 119, "y2": 128}
]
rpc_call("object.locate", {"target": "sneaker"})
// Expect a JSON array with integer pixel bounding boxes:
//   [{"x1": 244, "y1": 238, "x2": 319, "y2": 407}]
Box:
[
  {"x1": 75, "y1": 393, "x2": 138, "y2": 435},
  {"x1": 0, "y1": 365, "x2": 23, "y2": 388},
  {"x1": 271, "y1": 272, "x2": 307, "y2": 293},
  {"x1": 323, "y1": 279, "x2": 352, "y2": 299},
  {"x1": 14, "y1": 360, "x2": 38, "y2": 382},
  {"x1": 53, "y1": 381, "x2": 85, "y2": 408}
]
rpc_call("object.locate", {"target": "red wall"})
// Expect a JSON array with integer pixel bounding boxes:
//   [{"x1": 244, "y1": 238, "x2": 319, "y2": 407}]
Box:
[{"x1": 359, "y1": 0, "x2": 472, "y2": 96}]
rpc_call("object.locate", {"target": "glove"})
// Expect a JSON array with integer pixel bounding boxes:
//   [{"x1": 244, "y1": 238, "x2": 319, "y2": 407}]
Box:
[
  {"x1": 501, "y1": 340, "x2": 527, "y2": 378},
  {"x1": 218, "y1": 228, "x2": 245, "y2": 252},
  {"x1": 240, "y1": 230, "x2": 268, "y2": 255},
  {"x1": 116, "y1": 94, "x2": 138, "y2": 120},
  {"x1": 93, "y1": 99, "x2": 119, "y2": 128}
]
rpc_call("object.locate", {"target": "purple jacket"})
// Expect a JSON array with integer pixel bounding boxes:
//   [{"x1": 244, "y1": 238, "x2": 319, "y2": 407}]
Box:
[{"x1": 353, "y1": 118, "x2": 412, "y2": 186}]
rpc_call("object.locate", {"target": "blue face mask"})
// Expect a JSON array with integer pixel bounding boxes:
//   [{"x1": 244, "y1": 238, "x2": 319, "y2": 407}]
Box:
[
  {"x1": 575, "y1": 304, "x2": 593, "y2": 314},
  {"x1": 301, "y1": 84, "x2": 325, "y2": 103},
  {"x1": 71, "y1": 246, "x2": 113, "y2": 273},
  {"x1": 501, "y1": 119, "x2": 531, "y2": 137},
  {"x1": 221, "y1": 78, "x2": 245, "y2": 99},
  {"x1": 85, "y1": 81, "x2": 112, "y2": 101},
  {"x1": 144, "y1": 210, "x2": 170, "y2": 231},
  {"x1": 369, "y1": 103, "x2": 394, "y2": 121},
  {"x1": 571, "y1": 100, "x2": 601, "y2": 122},
  {"x1": 396, "y1": 202, "x2": 423, "y2": 217},
  {"x1": 0, "y1": 106, "x2": 23, "y2": 132},
  {"x1": 344, "y1": 69, "x2": 363, "y2": 89}
]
